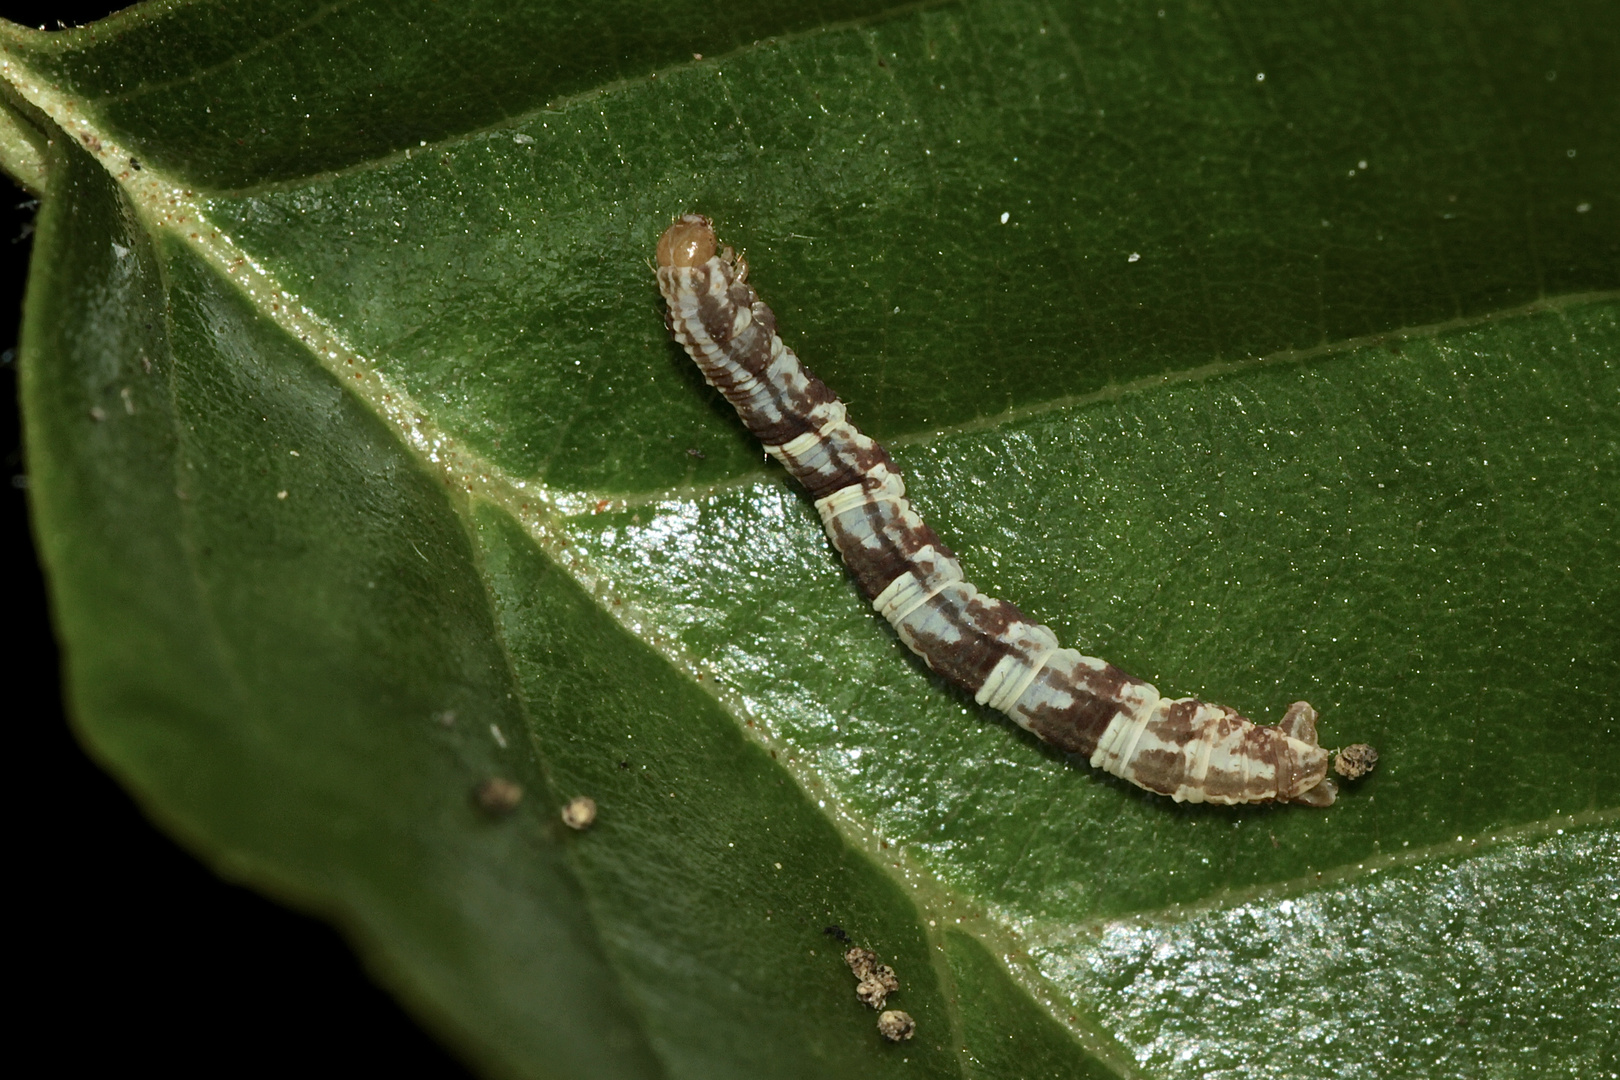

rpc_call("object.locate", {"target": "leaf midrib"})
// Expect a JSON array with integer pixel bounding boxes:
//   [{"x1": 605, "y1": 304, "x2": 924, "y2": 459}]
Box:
[{"x1": 5, "y1": 0, "x2": 948, "y2": 201}]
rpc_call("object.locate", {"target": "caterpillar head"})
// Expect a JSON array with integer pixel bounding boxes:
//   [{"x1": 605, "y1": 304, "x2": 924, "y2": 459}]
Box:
[{"x1": 657, "y1": 214, "x2": 717, "y2": 269}]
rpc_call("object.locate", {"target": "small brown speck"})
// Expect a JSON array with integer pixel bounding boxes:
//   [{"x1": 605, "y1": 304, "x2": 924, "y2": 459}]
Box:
[
  {"x1": 561, "y1": 795, "x2": 597, "y2": 830},
  {"x1": 475, "y1": 777, "x2": 523, "y2": 816},
  {"x1": 877, "y1": 1010, "x2": 915, "y2": 1042},
  {"x1": 1334, "y1": 743, "x2": 1379, "y2": 780}
]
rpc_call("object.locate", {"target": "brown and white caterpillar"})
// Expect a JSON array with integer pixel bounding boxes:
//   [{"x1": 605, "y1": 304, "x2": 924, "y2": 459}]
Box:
[{"x1": 655, "y1": 214, "x2": 1341, "y2": 807}]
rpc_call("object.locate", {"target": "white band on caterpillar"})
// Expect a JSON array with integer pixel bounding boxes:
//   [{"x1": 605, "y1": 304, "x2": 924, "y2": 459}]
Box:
[
  {"x1": 763, "y1": 428, "x2": 825, "y2": 464},
  {"x1": 813, "y1": 471, "x2": 908, "y2": 527},
  {"x1": 873, "y1": 569, "x2": 960, "y2": 626},
  {"x1": 1090, "y1": 705, "x2": 1152, "y2": 776},
  {"x1": 975, "y1": 644, "x2": 1061, "y2": 715}
]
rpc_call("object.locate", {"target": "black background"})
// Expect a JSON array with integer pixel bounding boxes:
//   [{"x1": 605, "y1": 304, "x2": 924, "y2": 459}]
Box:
[{"x1": 4, "y1": 3, "x2": 477, "y2": 1074}]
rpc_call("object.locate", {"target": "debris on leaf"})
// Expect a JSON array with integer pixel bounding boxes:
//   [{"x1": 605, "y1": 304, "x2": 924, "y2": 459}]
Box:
[
  {"x1": 560, "y1": 795, "x2": 598, "y2": 830},
  {"x1": 1334, "y1": 743, "x2": 1380, "y2": 780},
  {"x1": 856, "y1": 970, "x2": 899, "y2": 1009},
  {"x1": 877, "y1": 1010, "x2": 916, "y2": 1042},
  {"x1": 474, "y1": 777, "x2": 523, "y2": 816},
  {"x1": 845, "y1": 946, "x2": 901, "y2": 1010}
]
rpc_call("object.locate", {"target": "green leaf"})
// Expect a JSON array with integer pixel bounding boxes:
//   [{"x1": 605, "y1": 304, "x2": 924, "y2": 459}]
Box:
[{"x1": 6, "y1": 2, "x2": 1617, "y2": 1078}]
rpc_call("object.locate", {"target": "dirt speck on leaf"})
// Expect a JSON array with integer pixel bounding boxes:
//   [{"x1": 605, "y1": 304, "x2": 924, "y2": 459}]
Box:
[
  {"x1": 561, "y1": 795, "x2": 598, "y2": 830},
  {"x1": 475, "y1": 778, "x2": 523, "y2": 817},
  {"x1": 1334, "y1": 743, "x2": 1379, "y2": 780},
  {"x1": 877, "y1": 1010, "x2": 915, "y2": 1042}
]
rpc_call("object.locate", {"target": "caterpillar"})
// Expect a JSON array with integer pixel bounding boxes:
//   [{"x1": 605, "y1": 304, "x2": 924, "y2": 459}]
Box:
[{"x1": 655, "y1": 214, "x2": 1341, "y2": 807}]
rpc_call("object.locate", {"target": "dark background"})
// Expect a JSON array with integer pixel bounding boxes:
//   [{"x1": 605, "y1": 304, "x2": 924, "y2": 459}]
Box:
[{"x1": 4, "y1": 3, "x2": 475, "y2": 1074}]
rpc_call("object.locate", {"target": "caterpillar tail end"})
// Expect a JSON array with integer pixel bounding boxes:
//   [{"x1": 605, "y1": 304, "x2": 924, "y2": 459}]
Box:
[
  {"x1": 1279, "y1": 700, "x2": 1338, "y2": 807},
  {"x1": 1292, "y1": 776, "x2": 1338, "y2": 807}
]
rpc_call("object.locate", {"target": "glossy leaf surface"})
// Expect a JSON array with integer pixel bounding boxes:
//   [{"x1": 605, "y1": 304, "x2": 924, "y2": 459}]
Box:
[{"x1": 6, "y1": 1, "x2": 1617, "y2": 1077}]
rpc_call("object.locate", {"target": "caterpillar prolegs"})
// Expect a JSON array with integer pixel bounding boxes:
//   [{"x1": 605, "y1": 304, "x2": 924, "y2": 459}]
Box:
[{"x1": 655, "y1": 215, "x2": 1341, "y2": 807}]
